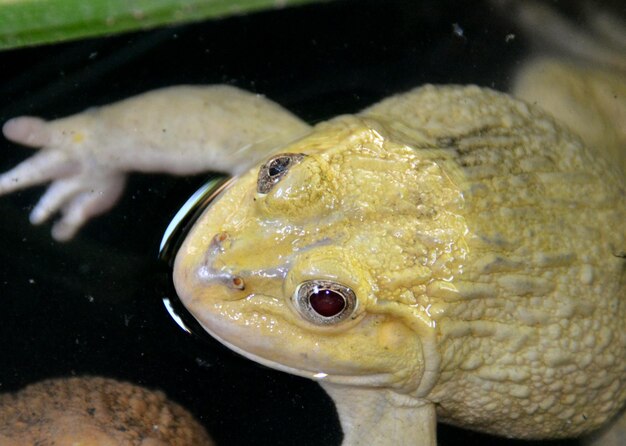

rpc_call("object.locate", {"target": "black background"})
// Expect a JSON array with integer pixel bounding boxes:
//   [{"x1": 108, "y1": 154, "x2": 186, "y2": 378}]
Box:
[{"x1": 0, "y1": 0, "x2": 618, "y2": 444}]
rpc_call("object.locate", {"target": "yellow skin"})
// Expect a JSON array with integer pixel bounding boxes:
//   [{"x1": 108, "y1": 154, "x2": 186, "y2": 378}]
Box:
[
  {"x1": 0, "y1": 4, "x2": 625, "y2": 445},
  {"x1": 173, "y1": 86, "x2": 625, "y2": 445}
]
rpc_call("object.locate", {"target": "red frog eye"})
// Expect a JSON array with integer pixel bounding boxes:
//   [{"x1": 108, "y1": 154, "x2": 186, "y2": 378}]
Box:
[
  {"x1": 309, "y1": 288, "x2": 346, "y2": 317},
  {"x1": 294, "y1": 280, "x2": 357, "y2": 325}
]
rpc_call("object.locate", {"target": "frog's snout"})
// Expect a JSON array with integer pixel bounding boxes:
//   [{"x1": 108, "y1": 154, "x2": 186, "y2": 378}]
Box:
[
  {"x1": 210, "y1": 231, "x2": 231, "y2": 251},
  {"x1": 208, "y1": 231, "x2": 245, "y2": 289},
  {"x1": 193, "y1": 231, "x2": 248, "y2": 296},
  {"x1": 196, "y1": 266, "x2": 246, "y2": 293}
]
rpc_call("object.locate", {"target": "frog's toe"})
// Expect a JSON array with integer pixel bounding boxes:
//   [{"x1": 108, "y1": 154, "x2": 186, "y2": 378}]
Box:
[
  {"x1": 585, "y1": 8, "x2": 626, "y2": 53},
  {"x1": 30, "y1": 177, "x2": 86, "y2": 225},
  {"x1": 3, "y1": 116, "x2": 51, "y2": 148},
  {"x1": 49, "y1": 174, "x2": 125, "y2": 241},
  {"x1": 0, "y1": 150, "x2": 78, "y2": 194}
]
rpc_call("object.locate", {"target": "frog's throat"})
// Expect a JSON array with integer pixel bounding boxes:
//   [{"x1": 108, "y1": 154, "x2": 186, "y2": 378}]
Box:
[
  {"x1": 367, "y1": 300, "x2": 441, "y2": 397},
  {"x1": 191, "y1": 301, "x2": 441, "y2": 397},
  {"x1": 196, "y1": 318, "x2": 399, "y2": 387}
]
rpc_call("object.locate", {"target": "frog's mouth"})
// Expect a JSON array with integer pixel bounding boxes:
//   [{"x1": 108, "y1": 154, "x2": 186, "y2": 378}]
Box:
[{"x1": 192, "y1": 311, "x2": 398, "y2": 386}]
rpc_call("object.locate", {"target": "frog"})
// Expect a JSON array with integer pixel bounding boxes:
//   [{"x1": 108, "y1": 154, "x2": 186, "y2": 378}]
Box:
[{"x1": 0, "y1": 2, "x2": 624, "y2": 445}]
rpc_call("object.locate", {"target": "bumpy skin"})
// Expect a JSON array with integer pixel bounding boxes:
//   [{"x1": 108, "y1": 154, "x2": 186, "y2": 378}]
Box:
[
  {"x1": 0, "y1": 376, "x2": 214, "y2": 446},
  {"x1": 173, "y1": 85, "x2": 625, "y2": 444},
  {"x1": 368, "y1": 86, "x2": 626, "y2": 437}
]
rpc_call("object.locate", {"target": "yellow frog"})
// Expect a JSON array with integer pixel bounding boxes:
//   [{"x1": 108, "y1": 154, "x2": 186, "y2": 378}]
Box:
[{"x1": 0, "y1": 2, "x2": 623, "y2": 445}]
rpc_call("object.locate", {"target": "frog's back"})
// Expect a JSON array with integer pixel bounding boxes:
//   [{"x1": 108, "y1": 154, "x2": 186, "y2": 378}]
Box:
[{"x1": 361, "y1": 85, "x2": 626, "y2": 438}]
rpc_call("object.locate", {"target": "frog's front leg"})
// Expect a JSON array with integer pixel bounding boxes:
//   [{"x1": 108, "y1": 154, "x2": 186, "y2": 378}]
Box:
[
  {"x1": 321, "y1": 384, "x2": 436, "y2": 446},
  {"x1": 0, "y1": 85, "x2": 310, "y2": 240}
]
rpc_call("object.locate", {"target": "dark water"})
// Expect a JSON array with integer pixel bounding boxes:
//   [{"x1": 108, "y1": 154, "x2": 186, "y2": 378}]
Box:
[{"x1": 1, "y1": 0, "x2": 617, "y2": 444}]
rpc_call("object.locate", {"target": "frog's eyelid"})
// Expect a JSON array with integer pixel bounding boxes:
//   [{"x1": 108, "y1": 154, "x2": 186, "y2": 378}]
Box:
[{"x1": 256, "y1": 153, "x2": 306, "y2": 194}]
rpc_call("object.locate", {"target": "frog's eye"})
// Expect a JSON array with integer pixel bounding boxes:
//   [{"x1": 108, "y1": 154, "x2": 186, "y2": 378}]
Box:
[
  {"x1": 257, "y1": 153, "x2": 305, "y2": 194},
  {"x1": 293, "y1": 280, "x2": 357, "y2": 325}
]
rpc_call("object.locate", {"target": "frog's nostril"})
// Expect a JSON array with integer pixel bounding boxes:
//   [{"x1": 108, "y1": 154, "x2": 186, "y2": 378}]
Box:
[
  {"x1": 211, "y1": 231, "x2": 231, "y2": 250},
  {"x1": 230, "y1": 276, "x2": 245, "y2": 290}
]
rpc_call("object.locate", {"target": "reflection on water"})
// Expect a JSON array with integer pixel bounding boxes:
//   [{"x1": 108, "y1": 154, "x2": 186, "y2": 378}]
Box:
[{"x1": 1, "y1": 0, "x2": 623, "y2": 444}]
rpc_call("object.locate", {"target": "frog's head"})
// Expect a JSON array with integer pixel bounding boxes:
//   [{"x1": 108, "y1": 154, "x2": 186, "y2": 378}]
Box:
[{"x1": 173, "y1": 116, "x2": 467, "y2": 395}]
